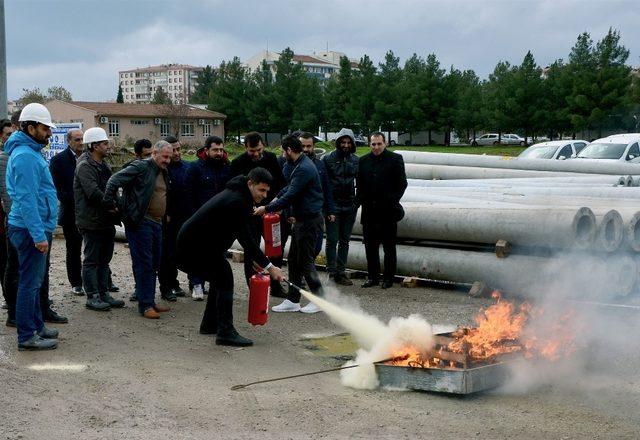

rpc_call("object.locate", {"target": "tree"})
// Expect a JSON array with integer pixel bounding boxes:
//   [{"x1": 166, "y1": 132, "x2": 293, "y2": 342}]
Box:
[
  {"x1": 566, "y1": 32, "x2": 597, "y2": 136},
  {"x1": 46, "y1": 86, "x2": 73, "y2": 102},
  {"x1": 455, "y1": 69, "x2": 484, "y2": 142},
  {"x1": 324, "y1": 55, "x2": 359, "y2": 131},
  {"x1": 191, "y1": 65, "x2": 217, "y2": 104},
  {"x1": 541, "y1": 59, "x2": 573, "y2": 139},
  {"x1": 208, "y1": 57, "x2": 252, "y2": 138},
  {"x1": 247, "y1": 60, "x2": 275, "y2": 136},
  {"x1": 483, "y1": 61, "x2": 514, "y2": 142},
  {"x1": 351, "y1": 55, "x2": 378, "y2": 133},
  {"x1": 438, "y1": 67, "x2": 461, "y2": 145},
  {"x1": 269, "y1": 47, "x2": 306, "y2": 134},
  {"x1": 116, "y1": 84, "x2": 124, "y2": 103},
  {"x1": 507, "y1": 51, "x2": 546, "y2": 144},
  {"x1": 151, "y1": 87, "x2": 172, "y2": 105},
  {"x1": 292, "y1": 74, "x2": 324, "y2": 133},
  {"x1": 372, "y1": 51, "x2": 402, "y2": 139},
  {"x1": 20, "y1": 87, "x2": 46, "y2": 104}
]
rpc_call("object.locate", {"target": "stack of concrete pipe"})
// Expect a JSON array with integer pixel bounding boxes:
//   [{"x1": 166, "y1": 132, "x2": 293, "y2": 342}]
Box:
[{"x1": 347, "y1": 151, "x2": 640, "y2": 299}]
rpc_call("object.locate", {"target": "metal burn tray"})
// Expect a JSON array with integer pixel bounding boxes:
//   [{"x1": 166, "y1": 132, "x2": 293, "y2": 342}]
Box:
[
  {"x1": 374, "y1": 360, "x2": 513, "y2": 395},
  {"x1": 374, "y1": 331, "x2": 518, "y2": 394}
]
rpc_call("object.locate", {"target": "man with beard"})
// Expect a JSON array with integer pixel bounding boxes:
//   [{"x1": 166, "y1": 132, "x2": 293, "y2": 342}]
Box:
[
  {"x1": 230, "y1": 132, "x2": 286, "y2": 296},
  {"x1": 50, "y1": 128, "x2": 85, "y2": 296},
  {"x1": 158, "y1": 136, "x2": 190, "y2": 302},
  {"x1": 5, "y1": 103, "x2": 60, "y2": 350},
  {"x1": 74, "y1": 128, "x2": 124, "y2": 312},
  {"x1": 322, "y1": 128, "x2": 359, "y2": 286},
  {"x1": 177, "y1": 167, "x2": 284, "y2": 347},
  {"x1": 185, "y1": 135, "x2": 231, "y2": 300},
  {"x1": 104, "y1": 141, "x2": 173, "y2": 319},
  {"x1": 357, "y1": 132, "x2": 407, "y2": 289},
  {"x1": 255, "y1": 135, "x2": 325, "y2": 314}
]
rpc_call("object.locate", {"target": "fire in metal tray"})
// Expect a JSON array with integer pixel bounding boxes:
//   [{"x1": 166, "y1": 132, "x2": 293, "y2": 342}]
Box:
[{"x1": 375, "y1": 292, "x2": 581, "y2": 394}]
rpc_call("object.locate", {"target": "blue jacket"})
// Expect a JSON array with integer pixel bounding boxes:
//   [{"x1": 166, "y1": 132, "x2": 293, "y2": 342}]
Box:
[
  {"x1": 282, "y1": 152, "x2": 336, "y2": 217},
  {"x1": 266, "y1": 153, "x2": 323, "y2": 220},
  {"x1": 185, "y1": 157, "x2": 231, "y2": 215},
  {"x1": 5, "y1": 131, "x2": 58, "y2": 242}
]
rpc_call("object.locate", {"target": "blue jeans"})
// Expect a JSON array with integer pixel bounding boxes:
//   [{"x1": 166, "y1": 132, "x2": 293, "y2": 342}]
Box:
[
  {"x1": 8, "y1": 226, "x2": 51, "y2": 343},
  {"x1": 126, "y1": 219, "x2": 162, "y2": 314},
  {"x1": 325, "y1": 208, "x2": 357, "y2": 275}
]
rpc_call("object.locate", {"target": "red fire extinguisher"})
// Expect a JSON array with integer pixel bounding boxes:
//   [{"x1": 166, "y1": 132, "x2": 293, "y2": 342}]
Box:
[
  {"x1": 263, "y1": 212, "x2": 281, "y2": 257},
  {"x1": 248, "y1": 273, "x2": 270, "y2": 326}
]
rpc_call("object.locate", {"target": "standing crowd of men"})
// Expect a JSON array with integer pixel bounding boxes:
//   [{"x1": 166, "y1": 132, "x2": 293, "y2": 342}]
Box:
[{"x1": 0, "y1": 102, "x2": 407, "y2": 351}]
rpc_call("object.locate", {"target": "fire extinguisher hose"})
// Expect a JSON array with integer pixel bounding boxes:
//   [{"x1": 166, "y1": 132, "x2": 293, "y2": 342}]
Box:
[{"x1": 230, "y1": 354, "x2": 409, "y2": 390}]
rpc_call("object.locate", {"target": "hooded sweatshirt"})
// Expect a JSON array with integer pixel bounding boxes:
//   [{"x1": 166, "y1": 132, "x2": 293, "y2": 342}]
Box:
[
  {"x1": 5, "y1": 130, "x2": 58, "y2": 242},
  {"x1": 322, "y1": 128, "x2": 359, "y2": 211}
]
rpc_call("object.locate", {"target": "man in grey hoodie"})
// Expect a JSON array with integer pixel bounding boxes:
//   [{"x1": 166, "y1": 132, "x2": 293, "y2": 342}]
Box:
[{"x1": 321, "y1": 128, "x2": 359, "y2": 286}]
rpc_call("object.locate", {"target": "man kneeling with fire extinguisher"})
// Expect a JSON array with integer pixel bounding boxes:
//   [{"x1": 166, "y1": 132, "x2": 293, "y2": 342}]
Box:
[{"x1": 176, "y1": 167, "x2": 285, "y2": 347}]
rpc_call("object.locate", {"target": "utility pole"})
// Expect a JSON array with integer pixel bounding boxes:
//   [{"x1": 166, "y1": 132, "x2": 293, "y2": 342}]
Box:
[{"x1": 0, "y1": 0, "x2": 6, "y2": 119}]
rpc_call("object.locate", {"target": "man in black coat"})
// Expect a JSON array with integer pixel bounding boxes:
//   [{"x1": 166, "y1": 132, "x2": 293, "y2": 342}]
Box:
[
  {"x1": 176, "y1": 168, "x2": 284, "y2": 347},
  {"x1": 230, "y1": 132, "x2": 287, "y2": 296},
  {"x1": 49, "y1": 128, "x2": 84, "y2": 295},
  {"x1": 356, "y1": 132, "x2": 407, "y2": 289}
]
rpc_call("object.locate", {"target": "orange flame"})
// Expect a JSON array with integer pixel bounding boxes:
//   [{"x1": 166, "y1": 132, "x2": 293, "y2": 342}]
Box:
[{"x1": 387, "y1": 290, "x2": 578, "y2": 369}]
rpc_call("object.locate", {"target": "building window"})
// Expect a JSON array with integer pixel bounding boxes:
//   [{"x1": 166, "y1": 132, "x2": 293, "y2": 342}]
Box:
[
  {"x1": 180, "y1": 120, "x2": 194, "y2": 137},
  {"x1": 213, "y1": 119, "x2": 221, "y2": 126},
  {"x1": 160, "y1": 121, "x2": 170, "y2": 137},
  {"x1": 202, "y1": 121, "x2": 211, "y2": 136},
  {"x1": 108, "y1": 120, "x2": 120, "y2": 137},
  {"x1": 130, "y1": 119, "x2": 149, "y2": 125}
]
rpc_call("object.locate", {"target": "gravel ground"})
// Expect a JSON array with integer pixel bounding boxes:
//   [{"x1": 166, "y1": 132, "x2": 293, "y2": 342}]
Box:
[{"x1": 0, "y1": 237, "x2": 639, "y2": 439}]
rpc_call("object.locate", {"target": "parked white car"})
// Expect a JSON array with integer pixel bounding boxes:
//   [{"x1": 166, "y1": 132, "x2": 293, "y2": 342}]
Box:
[
  {"x1": 575, "y1": 134, "x2": 640, "y2": 162},
  {"x1": 518, "y1": 140, "x2": 589, "y2": 160},
  {"x1": 469, "y1": 133, "x2": 525, "y2": 146}
]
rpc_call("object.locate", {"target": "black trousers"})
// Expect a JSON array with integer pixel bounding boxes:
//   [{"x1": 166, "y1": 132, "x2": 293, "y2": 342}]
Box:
[
  {"x1": 362, "y1": 221, "x2": 398, "y2": 282},
  {"x1": 287, "y1": 214, "x2": 324, "y2": 303},
  {"x1": 243, "y1": 215, "x2": 286, "y2": 292},
  {"x1": 61, "y1": 218, "x2": 83, "y2": 288},
  {"x1": 2, "y1": 229, "x2": 18, "y2": 319},
  {"x1": 81, "y1": 228, "x2": 115, "y2": 297},
  {"x1": 197, "y1": 255, "x2": 235, "y2": 335},
  {"x1": 159, "y1": 218, "x2": 183, "y2": 293}
]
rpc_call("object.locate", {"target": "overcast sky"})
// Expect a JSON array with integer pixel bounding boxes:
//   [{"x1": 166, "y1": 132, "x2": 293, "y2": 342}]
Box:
[{"x1": 6, "y1": 0, "x2": 640, "y2": 101}]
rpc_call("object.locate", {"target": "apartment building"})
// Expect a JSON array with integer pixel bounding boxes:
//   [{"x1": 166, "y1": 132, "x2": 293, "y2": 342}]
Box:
[
  {"x1": 118, "y1": 64, "x2": 204, "y2": 104},
  {"x1": 45, "y1": 100, "x2": 225, "y2": 147},
  {"x1": 245, "y1": 50, "x2": 359, "y2": 80}
]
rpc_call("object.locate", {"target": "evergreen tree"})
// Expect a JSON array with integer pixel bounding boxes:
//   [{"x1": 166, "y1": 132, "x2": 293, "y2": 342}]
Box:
[
  {"x1": 483, "y1": 61, "x2": 514, "y2": 142},
  {"x1": 372, "y1": 51, "x2": 402, "y2": 139},
  {"x1": 247, "y1": 60, "x2": 274, "y2": 136},
  {"x1": 270, "y1": 48, "x2": 306, "y2": 134},
  {"x1": 507, "y1": 51, "x2": 545, "y2": 144},
  {"x1": 151, "y1": 87, "x2": 172, "y2": 104},
  {"x1": 116, "y1": 84, "x2": 124, "y2": 103},
  {"x1": 208, "y1": 57, "x2": 252, "y2": 138},
  {"x1": 455, "y1": 70, "x2": 484, "y2": 142},
  {"x1": 191, "y1": 65, "x2": 216, "y2": 104}
]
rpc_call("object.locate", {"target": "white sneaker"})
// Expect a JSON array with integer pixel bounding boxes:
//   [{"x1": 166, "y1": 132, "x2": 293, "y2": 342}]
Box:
[
  {"x1": 271, "y1": 299, "x2": 301, "y2": 313},
  {"x1": 300, "y1": 302, "x2": 322, "y2": 314},
  {"x1": 192, "y1": 284, "x2": 204, "y2": 301}
]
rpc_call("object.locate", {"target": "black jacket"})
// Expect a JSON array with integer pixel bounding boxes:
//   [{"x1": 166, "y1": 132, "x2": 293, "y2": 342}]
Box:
[
  {"x1": 104, "y1": 158, "x2": 169, "y2": 227},
  {"x1": 230, "y1": 151, "x2": 285, "y2": 204},
  {"x1": 356, "y1": 149, "x2": 407, "y2": 224},
  {"x1": 176, "y1": 175, "x2": 270, "y2": 275},
  {"x1": 49, "y1": 147, "x2": 78, "y2": 224},
  {"x1": 73, "y1": 152, "x2": 116, "y2": 230},
  {"x1": 167, "y1": 160, "x2": 192, "y2": 223},
  {"x1": 322, "y1": 149, "x2": 359, "y2": 212},
  {"x1": 283, "y1": 152, "x2": 336, "y2": 217},
  {"x1": 186, "y1": 157, "x2": 231, "y2": 215}
]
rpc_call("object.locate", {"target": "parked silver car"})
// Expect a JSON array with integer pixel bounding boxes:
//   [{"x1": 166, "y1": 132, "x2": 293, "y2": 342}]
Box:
[
  {"x1": 469, "y1": 133, "x2": 525, "y2": 146},
  {"x1": 518, "y1": 140, "x2": 589, "y2": 160}
]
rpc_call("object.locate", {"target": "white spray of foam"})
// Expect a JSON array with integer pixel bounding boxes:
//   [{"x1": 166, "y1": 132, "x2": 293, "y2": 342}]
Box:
[{"x1": 300, "y1": 288, "x2": 434, "y2": 390}]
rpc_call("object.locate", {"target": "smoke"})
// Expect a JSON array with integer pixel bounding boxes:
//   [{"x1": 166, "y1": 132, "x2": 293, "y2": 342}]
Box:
[{"x1": 301, "y1": 286, "x2": 434, "y2": 390}]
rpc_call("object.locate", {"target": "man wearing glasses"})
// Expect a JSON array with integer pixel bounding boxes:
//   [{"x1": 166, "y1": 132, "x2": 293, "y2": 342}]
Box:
[
  {"x1": 50, "y1": 129, "x2": 85, "y2": 296},
  {"x1": 356, "y1": 132, "x2": 407, "y2": 289}
]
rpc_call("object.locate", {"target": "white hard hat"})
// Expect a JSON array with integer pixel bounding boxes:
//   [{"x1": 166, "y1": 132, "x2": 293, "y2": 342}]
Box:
[
  {"x1": 83, "y1": 127, "x2": 109, "y2": 144},
  {"x1": 19, "y1": 103, "x2": 57, "y2": 128}
]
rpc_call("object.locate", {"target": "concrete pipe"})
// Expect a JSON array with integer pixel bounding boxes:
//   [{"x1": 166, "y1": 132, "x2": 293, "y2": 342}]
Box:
[
  {"x1": 398, "y1": 150, "x2": 640, "y2": 175},
  {"x1": 352, "y1": 205, "x2": 596, "y2": 250},
  {"x1": 411, "y1": 185, "x2": 640, "y2": 201},
  {"x1": 405, "y1": 163, "x2": 586, "y2": 180},
  {"x1": 330, "y1": 241, "x2": 637, "y2": 299},
  {"x1": 593, "y1": 210, "x2": 624, "y2": 253},
  {"x1": 626, "y1": 213, "x2": 640, "y2": 252},
  {"x1": 407, "y1": 175, "x2": 633, "y2": 188}
]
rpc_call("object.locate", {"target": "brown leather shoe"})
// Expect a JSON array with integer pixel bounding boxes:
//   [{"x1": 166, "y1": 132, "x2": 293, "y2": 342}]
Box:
[
  {"x1": 153, "y1": 304, "x2": 171, "y2": 313},
  {"x1": 143, "y1": 308, "x2": 160, "y2": 319}
]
